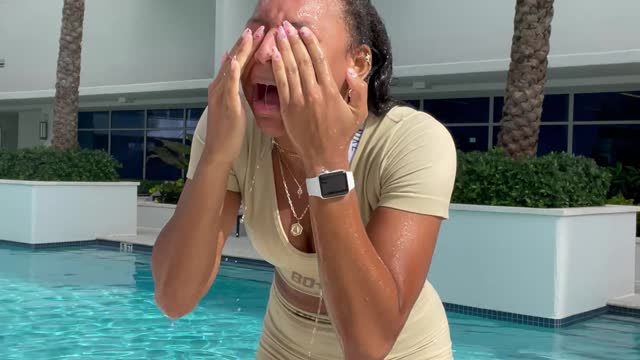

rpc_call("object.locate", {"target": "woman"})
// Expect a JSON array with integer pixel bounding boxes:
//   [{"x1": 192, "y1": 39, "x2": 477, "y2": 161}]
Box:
[{"x1": 151, "y1": 0, "x2": 457, "y2": 359}]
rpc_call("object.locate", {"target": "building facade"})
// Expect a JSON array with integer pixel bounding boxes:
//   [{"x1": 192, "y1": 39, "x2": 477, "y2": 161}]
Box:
[{"x1": 1, "y1": 0, "x2": 639, "y2": 180}]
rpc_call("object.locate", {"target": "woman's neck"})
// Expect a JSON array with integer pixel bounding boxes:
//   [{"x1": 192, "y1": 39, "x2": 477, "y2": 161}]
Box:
[{"x1": 273, "y1": 136, "x2": 306, "y2": 176}]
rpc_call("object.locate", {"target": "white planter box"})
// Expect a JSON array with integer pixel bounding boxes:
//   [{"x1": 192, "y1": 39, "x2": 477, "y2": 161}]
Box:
[
  {"x1": 429, "y1": 204, "x2": 640, "y2": 320},
  {"x1": 138, "y1": 200, "x2": 176, "y2": 230},
  {"x1": 0, "y1": 180, "x2": 138, "y2": 244},
  {"x1": 636, "y1": 238, "x2": 640, "y2": 293},
  {"x1": 138, "y1": 200, "x2": 245, "y2": 237}
]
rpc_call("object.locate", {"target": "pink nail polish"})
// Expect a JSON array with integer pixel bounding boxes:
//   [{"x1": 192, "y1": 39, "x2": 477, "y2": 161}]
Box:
[
  {"x1": 278, "y1": 26, "x2": 287, "y2": 40},
  {"x1": 348, "y1": 68, "x2": 357, "y2": 78},
  {"x1": 299, "y1": 27, "x2": 311, "y2": 38},
  {"x1": 283, "y1": 21, "x2": 297, "y2": 36},
  {"x1": 254, "y1": 26, "x2": 265, "y2": 39},
  {"x1": 272, "y1": 47, "x2": 281, "y2": 61}
]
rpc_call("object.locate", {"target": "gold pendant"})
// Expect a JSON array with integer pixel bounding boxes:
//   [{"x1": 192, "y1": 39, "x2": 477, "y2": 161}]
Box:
[{"x1": 290, "y1": 222, "x2": 303, "y2": 237}]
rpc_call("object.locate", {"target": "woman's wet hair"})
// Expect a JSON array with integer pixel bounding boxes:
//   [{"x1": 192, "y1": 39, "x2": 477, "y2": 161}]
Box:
[{"x1": 342, "y1": 0, "x2": 399, "y2": 116}]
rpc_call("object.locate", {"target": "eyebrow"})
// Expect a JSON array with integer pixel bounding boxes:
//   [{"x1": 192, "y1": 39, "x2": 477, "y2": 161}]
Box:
[{"x1": 248, "y1": 16, "x2": 311, "y2": 30}]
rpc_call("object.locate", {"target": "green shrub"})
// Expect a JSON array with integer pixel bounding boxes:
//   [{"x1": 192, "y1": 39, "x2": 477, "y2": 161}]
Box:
[
  {"x1": 452, "y1": 148, "x2": 611, "y2": 208},
  {"x1": 138, "y1": 180, "x2": 163, "y2": 196},
  {"x1": 0, "y1": 147, "x2": 121, "y2": 182},
  {"x1": 149, "y1": 179, "x2": 184, "y2": 204},
  {"x1": 608, "y1": 163, "x2": 640, "y2": 204}
]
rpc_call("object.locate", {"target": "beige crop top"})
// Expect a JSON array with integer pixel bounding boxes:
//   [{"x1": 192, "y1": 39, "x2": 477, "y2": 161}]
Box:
[{"x1": 186, "y1": 102, "x2": 457, "y2": 297}]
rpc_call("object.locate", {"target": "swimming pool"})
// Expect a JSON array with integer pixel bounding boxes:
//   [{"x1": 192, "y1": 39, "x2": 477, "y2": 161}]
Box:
[{"x1": 0, "y1": 245, "x2": 638, "y2": 359}]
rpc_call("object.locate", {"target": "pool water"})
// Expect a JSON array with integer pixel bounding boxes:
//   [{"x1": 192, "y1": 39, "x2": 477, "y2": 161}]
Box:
[{"x1": 0, "y1": 245, "x2": 638, "y2": 359}]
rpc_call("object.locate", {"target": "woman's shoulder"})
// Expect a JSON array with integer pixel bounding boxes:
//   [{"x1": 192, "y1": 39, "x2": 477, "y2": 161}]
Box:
[{"x1": 370, "y1": 104, "x2": 454, "y2": 150}]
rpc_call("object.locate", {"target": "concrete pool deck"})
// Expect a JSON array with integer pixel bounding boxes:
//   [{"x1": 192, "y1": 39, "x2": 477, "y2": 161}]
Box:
[
  {"x1": 103, "y1": 227, "x2": 640, "y2": 315},
  {"x1": 101, "y1": 227, "x2": 263, "y2": 261}
]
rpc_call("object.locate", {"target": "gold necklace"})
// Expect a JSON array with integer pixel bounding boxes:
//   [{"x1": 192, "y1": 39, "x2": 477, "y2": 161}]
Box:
[
  {"x1": 277, "y1": 152, "x2": 310, "y2": 237},
  {"x1": 275, "y1": 147, "x2": 305, "y2": 198},
  {"x1": 273, "y1": 140, "x2": 303, "y2": 159}
]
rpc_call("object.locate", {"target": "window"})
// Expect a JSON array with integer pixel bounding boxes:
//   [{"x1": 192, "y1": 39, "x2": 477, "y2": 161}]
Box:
[
  {"x1": 78, "y1": 130, "x2": 108, "y2": 152},
  {"x1": 447, "y1": 126, "x2": 489, "y2": 153},
  {"x1": 574, "y1": 91, "x2": 640, "y2": 122},
  {"x1": 111, "y1": 110, "x2": 145, "y2": 129},
  {"x1": 78, "y1": 111, "x2": 109, "y2": 129},
  {"x1": 423, "y1": 97, "x2": 489, "y2": 124},
  {"x1": 187, "y1": 108, "x2": 205, "y2": 128},
  {"x1": 147, "y1": 109, "x2": 184, "y2": 129},
  {"x1": 573, "y1": 124, "x2": 640, "y2": 167},
  {"x1": 493, "y1": 94, "x2": 569, "y2": 123},
  {"x1": 146, "y1": 129, "x2": 184, "y2": 181},
  {"x1": 111, "y1": 130, "x2": 144, "y2": 179},
  {"x1": 401, "y1": 99, "x2": 421, "y2": 110},
  {"x1": 77, "y1": 106, "x2": 206, "y2": 181}
]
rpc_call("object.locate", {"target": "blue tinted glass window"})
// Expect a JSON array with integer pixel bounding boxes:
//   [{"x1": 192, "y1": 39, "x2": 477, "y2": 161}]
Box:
[
  {"x1": 78, "y1": 112, "x2": 109, "y2": 129},
  {"x1": 492, "y1": 125, "x2": 568, "y2": 156},
  {"x1": 573, "y1": 124, "x2": 640, "y2": 167},
  {"x1": 574, "y1": 91, "x2": 640, "y2": 122},
  {"x1": 111, "y1": 111, "x2": 145, "y2": 129},
  {"x1": 423, "y1": 98, "x2": 489, "y2": 124},
  {"x1": 78, "y1": 130, "x2": 109, "y2": 152},
  {"x1": 187, "y1": 108, "x2": 206, "y2": 128},
  {"x1": 402, "y1": 100, "x2": 421, "y2": 110},
  {"x1": 146, "y1": 130, "x2": 184, "y2": 181},
  {"x1": 111, "y1": 130, "x2": 144, "y2": 179},
  {"x1": 494, "y1": 94, "x2": 569, "y2": 123},
  {"x1": 447, "y1": 126, "x2": 488, "y2": 152},
  {"x1": 147, "y1": 109, "x2": 184, "y2": 129}
]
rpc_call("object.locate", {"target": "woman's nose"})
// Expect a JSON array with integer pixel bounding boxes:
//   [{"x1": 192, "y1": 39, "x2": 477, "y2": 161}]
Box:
[{"x1": 254, "y1": 28, "x2": 278, "y2": 64}]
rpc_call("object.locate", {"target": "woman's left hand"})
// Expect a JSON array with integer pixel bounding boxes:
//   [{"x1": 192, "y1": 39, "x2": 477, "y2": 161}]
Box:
[{"x1": 272, "y1": 21, "x2": 369, "y2": 176}]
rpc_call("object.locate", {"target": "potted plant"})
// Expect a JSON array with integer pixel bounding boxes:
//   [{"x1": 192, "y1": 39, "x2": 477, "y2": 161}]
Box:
[
  {"x1": 428, "y1": 149, "x2": 639, "y2": 324},
  {"x1": 0, "y1": 147, "x2": 138, "y2": 245}
]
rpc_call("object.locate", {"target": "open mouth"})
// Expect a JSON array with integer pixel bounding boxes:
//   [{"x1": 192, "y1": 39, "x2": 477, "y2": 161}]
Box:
[{"x1": 253, "y1": 83, "x2": 280, "y2": 111}]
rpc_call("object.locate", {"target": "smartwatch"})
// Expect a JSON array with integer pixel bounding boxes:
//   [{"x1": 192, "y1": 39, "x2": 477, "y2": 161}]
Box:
[{"x1": 306, "y1": 170, "x2": 355, "y2": 199}]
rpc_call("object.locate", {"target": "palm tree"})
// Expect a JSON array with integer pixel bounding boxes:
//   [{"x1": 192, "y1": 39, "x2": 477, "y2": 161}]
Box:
[
  {"x1": 498, "y1": 0, "x2": 554, "y2": 158},
  {"x1": 52, "y1": 0, "x2": 85, "y2": 150}
]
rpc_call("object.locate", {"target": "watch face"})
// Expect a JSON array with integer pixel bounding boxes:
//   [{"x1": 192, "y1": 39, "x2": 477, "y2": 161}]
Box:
[{"x1": 319, "y1": 171, "x2": 349, "y2": 198}]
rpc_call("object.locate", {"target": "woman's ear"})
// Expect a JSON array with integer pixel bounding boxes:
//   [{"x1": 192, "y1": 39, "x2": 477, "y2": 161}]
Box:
[{"x1": 351, "y1": 45, "x2": 372, "y2": 80}]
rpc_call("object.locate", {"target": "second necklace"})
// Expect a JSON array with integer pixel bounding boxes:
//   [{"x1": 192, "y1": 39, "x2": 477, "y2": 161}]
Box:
[{"x1": 277, "y1": 152, "x2": 310, "y2": 237}]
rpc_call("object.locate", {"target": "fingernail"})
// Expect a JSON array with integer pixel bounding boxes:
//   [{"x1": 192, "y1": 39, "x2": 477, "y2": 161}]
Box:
[
  {"x1": 283, "y1": 21, "x2": 297, "y2": 36},
  {"x1": 243, "y1": 27, "x2": 252, "y2": 38},
  {"x1": 299, "y1": 27, "x2": 311, "y2": 38},
  {"x1": 272, "y1": 47, "x2": 281, "y2": 61},
  {"x1": 348, "y1": 68, "x2": 358, "y2": 78},
  {"x1": 277, "y1": 26, "x2": 287, "y2": 40},
  {"x1": 254, "y1": 25, "x2": 265, "y2": 40}
]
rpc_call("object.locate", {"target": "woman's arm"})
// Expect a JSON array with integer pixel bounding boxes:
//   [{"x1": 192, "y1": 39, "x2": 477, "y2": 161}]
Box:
[
  {"x1": 308, "y1": 186, "x2": 442, "y2": 360},
  {"x1": 152, "y1": 25, "x2": 263, "y2": 319},
  {"x1": 270, "y1": 24, "x2": 456, "y2": 359},
  {"x1": 152, "y1": 169, "x2": 240, "y2": 320}
]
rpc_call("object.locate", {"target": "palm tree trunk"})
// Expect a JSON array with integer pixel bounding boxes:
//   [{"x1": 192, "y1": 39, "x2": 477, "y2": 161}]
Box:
[
  {"x1": 498, "y1": 0, "x2": 554, "y2": 158},
  {"x1": 52, "y1": 0, "x2": 85, "y2": 150}
]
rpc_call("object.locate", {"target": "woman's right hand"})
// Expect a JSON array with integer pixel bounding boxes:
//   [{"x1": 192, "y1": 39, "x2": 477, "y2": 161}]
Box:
[{"x1": 204, "y1": 26, "x2": 265, "y2": 161}]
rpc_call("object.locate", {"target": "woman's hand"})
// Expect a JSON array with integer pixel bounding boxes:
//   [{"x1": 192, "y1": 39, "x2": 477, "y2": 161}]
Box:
[
  {"x1": 271, "y1": 22, "x2": 369, "y2": 176},
  {"x1": 204, "y1": 26, "x2": 265, "y2": 161}
]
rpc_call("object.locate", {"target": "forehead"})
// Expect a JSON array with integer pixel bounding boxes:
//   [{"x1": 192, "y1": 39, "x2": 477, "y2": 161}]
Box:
[{"x1": 250, "y1": 0, "x2": 344, "y2": 34}]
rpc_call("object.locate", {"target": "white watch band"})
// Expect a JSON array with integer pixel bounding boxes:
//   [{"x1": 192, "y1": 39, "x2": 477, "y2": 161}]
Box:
[{"x1": 306, "y1": 171, "x2": 355, "y2": 199}]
